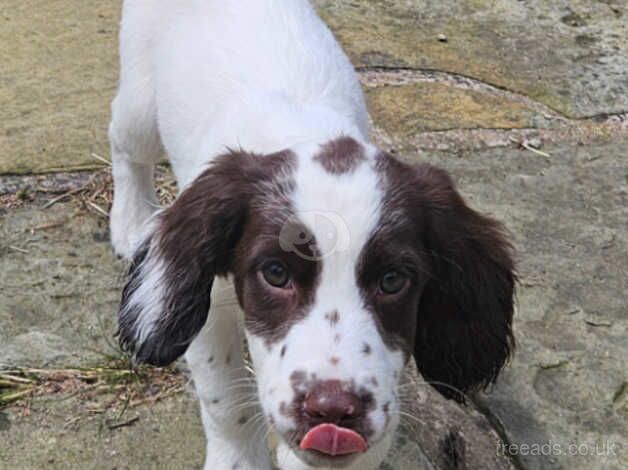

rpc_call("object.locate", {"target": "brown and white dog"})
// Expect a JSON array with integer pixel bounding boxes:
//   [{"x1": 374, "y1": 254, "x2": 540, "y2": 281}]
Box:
[{"x1": 110, "y1": 1, "x2": 515, "y2": 469}]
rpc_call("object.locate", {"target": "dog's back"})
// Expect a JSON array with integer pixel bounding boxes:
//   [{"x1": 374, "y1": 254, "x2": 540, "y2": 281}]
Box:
[{"x1": 118, "y1": 0, "x2": 368, "y2": 179}]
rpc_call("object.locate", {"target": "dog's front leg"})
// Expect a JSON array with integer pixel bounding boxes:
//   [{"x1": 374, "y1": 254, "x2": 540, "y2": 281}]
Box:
[{"x1": 185, "y1": 279, "x2": 271, "y2": 470}]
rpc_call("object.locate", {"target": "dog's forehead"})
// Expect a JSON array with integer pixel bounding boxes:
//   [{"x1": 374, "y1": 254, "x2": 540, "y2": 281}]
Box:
[{"x1": 290, "y1": 137, "x2": 384, "y2": 261}]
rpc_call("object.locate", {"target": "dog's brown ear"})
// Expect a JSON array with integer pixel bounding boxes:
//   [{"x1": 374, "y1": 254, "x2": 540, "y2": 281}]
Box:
[
  {"x1": 411, "y1": 164, "x2": 516, "y2": 401},
  {"x1": 117, "y1": 150, "x2": 294, "y2": 366}
]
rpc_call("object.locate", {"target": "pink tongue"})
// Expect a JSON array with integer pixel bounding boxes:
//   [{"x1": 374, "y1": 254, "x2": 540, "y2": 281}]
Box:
[{"x1": 300, "y1": 423, "x2": 368, "y2": 456}]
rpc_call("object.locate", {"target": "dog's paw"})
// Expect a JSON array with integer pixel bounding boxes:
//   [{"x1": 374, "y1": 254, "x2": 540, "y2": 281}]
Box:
[
  {"x1": 109, "y1": 200, "x2": 155, "y2": 260},
  {"x1": 110, "y1": 216, "x2": 142, "y2": 260}
]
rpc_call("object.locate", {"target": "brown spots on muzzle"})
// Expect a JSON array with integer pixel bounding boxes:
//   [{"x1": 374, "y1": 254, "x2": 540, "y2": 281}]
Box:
[
  {"x1": 382, "y1": 401, "x2": 392, "y2": 428},
  {"x1": 290, "y1": 370, "x2": 308, "y2": 391},
  {"x1": 325, "y1": 310, "x2": 340, "y2": 327},
  {"x1": 314, "y1": 136, "x2": 366, "y2": 175}
]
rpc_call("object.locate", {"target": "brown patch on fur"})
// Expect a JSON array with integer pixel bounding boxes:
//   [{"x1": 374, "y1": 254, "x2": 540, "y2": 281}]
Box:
[
  {"x1": 313, "y1": 136, "x2": 366, "y2": 175},
  {"x1": 329, "y1": 356, "x2": 340, "y2": 366},
  {"x1": 325, "y1": 310, "x2": 340, "y2": 327},
  {"x1": 362, "y1": 343, "x2": 372, "y2": 355}
]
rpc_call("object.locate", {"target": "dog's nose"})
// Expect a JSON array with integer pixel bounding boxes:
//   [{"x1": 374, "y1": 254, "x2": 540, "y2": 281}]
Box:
[{"x1": 304, "y1": 380, "x2": 364, "y2": 424}]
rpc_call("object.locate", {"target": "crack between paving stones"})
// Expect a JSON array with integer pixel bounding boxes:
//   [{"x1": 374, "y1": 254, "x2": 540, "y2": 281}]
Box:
[
  {"x1": 472, "y1": 400, "x2": 528, "y2": 470},
  {"x1": 357, "y1": 65, "x2": 628, "y2": 124},
  {"x1": 381, "y1": 121, "x2": 627, "y2": 151},
  {"x1": 403, "y1": 126, "x2": 615, "y2": 145},
  {"x1": 414, "y1": 126, "x2": 578, "y2": 135},
  {"x1": 428, "y1": 122, "x2": 626, "y2": 136},
  {"x1": 356, "y1": 65, "x2": 566, "y2": 117},
  {"x1": 415, "y1": 126, "x2": 544, "y2": 134},
  {"x1": 571, "y1": 111, "x2": 628, "y2": 122}
]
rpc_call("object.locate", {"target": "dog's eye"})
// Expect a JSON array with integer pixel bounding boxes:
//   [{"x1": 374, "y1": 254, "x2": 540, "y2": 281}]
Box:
[
  {"x1": 379, "y1": 270, "x2": 407, "y2": 295},
  {"x1": 262, "y1": 261, "x2": 291, "y2": 288}
]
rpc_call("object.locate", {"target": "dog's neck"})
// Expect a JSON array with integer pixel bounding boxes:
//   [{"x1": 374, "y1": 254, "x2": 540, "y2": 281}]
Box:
[{"x1": 178, "y1": 90, "x2": 368, "y2": 188}]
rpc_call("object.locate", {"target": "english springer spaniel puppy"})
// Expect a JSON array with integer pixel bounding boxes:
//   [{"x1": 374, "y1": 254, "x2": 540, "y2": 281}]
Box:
[{"x1": 110, "y1": 1, "x2": 515, "y2": 469}]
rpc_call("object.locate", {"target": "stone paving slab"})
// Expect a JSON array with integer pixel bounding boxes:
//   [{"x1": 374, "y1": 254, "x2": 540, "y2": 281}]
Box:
[
  {"x1": 0, "y1": 202, "x2": 122, "y2": 367},
  {"x1": 1, "y1": 394, "x2": 206, "y2": 470},
  {"x1": 416, "y1": 140, "x2": 628, "y2": 470},
  {"x1": 314, "y1": 0, "x2": 628, "y2": 118},
  {"x1": 0, "y1": 0, "x2": 119, "y2": 174},
  {"x1": 469, "y1": 141, "x2": 628, "y2": 470},
  {"x1": 365, "y1": 81, "x2": 552, "y2": 135},
  {"x1": 2, "y1": 1, "x2": 627, "y2": 175}
]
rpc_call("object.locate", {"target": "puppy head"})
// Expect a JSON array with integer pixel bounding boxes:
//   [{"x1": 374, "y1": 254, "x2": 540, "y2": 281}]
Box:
[{"x1": 117, "y1": 137, "x2": 515, "y2": 467}]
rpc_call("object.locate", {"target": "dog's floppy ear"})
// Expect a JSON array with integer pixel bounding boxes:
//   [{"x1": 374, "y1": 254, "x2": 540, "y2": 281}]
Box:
[
  {"x1": 412, "y1": 164, "x2": 516, "y2": 401},
  {"x1": 117, "y1": 150, "x2": 294, "y2": 366}
]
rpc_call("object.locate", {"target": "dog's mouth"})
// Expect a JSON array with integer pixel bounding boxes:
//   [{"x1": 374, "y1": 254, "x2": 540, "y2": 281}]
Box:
[{"x1": 300, "y1": 423, "x2": 368, "y2": 456}]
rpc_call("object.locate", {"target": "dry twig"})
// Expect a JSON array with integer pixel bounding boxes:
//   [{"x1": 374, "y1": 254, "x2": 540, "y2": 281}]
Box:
[{"x1": 0, "y1": 361, "x2": 184, "y2": 412}]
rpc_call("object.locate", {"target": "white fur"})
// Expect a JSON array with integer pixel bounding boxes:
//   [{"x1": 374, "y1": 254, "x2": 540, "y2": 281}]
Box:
[
  {"x1": 110, "y1": 1, "x2": 400, "y2": 468},
  {"x1": 186, "y1": 277, "x2": 272, "y2": 470},
  {"x1": 120, "y1": 245, "x2": 166, "y2": 345}
]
